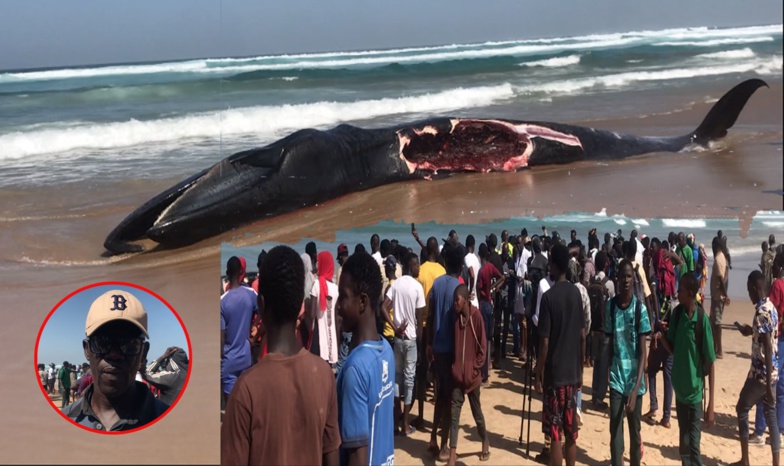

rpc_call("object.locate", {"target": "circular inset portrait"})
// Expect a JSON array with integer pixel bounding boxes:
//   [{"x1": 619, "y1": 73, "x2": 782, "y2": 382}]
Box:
[{"x1": 35, "y1": 282, "x2": 192, "y2": 434}]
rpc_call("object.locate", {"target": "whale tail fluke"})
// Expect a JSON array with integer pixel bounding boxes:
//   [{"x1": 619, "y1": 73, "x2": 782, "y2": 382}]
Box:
[{"x1": 689, "y1": 78, "x2": 768, "y2": 146}]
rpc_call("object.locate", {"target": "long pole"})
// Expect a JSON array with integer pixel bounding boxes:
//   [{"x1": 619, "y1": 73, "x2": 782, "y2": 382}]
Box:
[
  {"x1": 525, "y1": 348, "x2": 533, "y2": 457},
  {"x1": 518, "y1": 350, "x2": 529, "y2": 445}
]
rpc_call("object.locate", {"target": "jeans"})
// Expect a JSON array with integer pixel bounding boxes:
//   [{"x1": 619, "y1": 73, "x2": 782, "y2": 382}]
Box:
[
  {"x1": 676, "y1": 401, "x2": 703, "y2": 466},
  {"x1": 648, "y1": 343, "x2": 673, "y2": 421},
  {"x1": 449, "y1": 387, "x2": 487, "y2": 448},
  {"x1": 591, "y1": 332, "x2": 610, "y2": 404},
  {"x1": 394, "y1": 337, "x2": 418, "y2": 406},
  {"x1": 480, "y1": 300, "x2": 493, "y2": 379},
  {"x1": 752, "y1": 338, "x2": 784, "y2": 435},
  {"x1": 610, "y1": 389, "x2": 642, "y2": 466},
  {"x1": 737, "y1": 377, "x2": 780, "y2": 453},
  {"x1": 492, "y1": 292, "x2": 507, "y2": 364}
]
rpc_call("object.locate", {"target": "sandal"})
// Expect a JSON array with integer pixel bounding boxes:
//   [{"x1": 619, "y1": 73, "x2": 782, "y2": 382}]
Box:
[
  {"x1": 402, "y1": 425, "x2": 416, "y2": 436},
  {"x1": 479, "y1": 450, "x2": 491, "y2": 462}
]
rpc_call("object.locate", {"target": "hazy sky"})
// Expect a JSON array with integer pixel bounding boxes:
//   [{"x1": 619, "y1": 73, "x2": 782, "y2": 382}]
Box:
[
  {"x1": 36, "y1": 284, "x2": 190, "y2": 369},
  {"x1": 1, "y1": 0, "x2": 782, "y2": 71}
]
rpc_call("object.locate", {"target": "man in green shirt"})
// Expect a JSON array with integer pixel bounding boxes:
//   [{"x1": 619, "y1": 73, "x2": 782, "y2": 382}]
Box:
[
  {"x1": 657, "y1": 273, "x2": 716, "y2": 466},
  {"x1": 677, "y1": 232, "x2": 695, "y2": 278},
  {"x1": 58, "y1": 361, "x2": 73, "y2": 409}
]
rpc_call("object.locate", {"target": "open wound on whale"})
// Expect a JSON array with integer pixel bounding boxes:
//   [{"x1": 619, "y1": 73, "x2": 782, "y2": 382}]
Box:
[{"x1": 396, "y1": 119, "x2": 583, "y2": 175}]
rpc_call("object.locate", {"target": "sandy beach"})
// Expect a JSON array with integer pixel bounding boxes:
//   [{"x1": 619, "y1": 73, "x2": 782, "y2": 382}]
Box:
[
  {"x1": 393, "y1": 298, "x2": 776, "y2": 466},
  {"x1": 0, "y1": 77, "x2": 780, "y2": 464}
]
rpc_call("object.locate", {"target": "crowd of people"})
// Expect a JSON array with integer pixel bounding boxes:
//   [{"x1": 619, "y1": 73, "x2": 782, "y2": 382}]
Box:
[{"x1": 218, "y1": 227, "x2": 784, "y2": 466}]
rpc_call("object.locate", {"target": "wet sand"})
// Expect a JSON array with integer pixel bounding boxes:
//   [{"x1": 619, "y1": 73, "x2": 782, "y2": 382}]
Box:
[
  {"x1": 393, "y1": 299, "x2": 778, "y2": 466},
  {"x1": 0, "y1": 79, "x2": 780, "y2": 463}
]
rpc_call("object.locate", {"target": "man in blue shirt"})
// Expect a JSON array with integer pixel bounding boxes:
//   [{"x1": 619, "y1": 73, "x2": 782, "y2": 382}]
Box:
[
  {"x1": 220, "y1": 256, "x2": 257, "y2": 403},
  {"x1": 426, "y1": 243, "x2": 464, "y2": 461},
  {"x1": 336, "y1": 252, "x2": 395, "y2": 466}
]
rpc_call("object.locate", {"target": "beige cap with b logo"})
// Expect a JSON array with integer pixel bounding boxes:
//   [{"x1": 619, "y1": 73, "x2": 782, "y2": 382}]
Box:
[{"x1": 85, "y1": 289, "x2": 149, "y2": 338}]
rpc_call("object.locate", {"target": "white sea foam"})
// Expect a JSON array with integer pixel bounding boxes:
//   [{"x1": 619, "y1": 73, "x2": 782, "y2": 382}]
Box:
[
  {"x1": 2, "y1": 51, "x2": 779, "y2": 160},
  {"x1": 662, "y1": 219, "x2": 707, "y2": 228},
  {"x1": 632, "y1": 218, "x2": 650, "y2": 227},
  {"x1": 2, "y1": 24, "x2": 780, "y2": 83},
  {"x1": 520, "y1": 55, "x2": 581, "y2": 68},
  {"x1": 697, "y1": 48, "x2": 757, "y2": 59},
  {"x1": 0, "y1": 83, "x2": 516, "y2": 160}
]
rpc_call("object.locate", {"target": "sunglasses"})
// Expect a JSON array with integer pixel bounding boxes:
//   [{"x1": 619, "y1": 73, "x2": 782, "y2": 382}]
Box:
[{"x1": 85, "y1": 334, "x2": 145, "y2": 356}]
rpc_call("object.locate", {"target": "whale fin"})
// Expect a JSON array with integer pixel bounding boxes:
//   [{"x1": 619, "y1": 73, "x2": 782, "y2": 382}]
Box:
[{"x1": 690, "y1": 78, "x2": 768, "y2": 145}]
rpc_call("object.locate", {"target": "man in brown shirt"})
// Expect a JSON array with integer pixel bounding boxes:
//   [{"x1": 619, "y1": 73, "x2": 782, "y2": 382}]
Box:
[
  {"x1": 710, "y1": 237, "x2": 730, "y2": 359},
  {"x1": 221, "y1": 245, "x2": 340, "y2": 466}
]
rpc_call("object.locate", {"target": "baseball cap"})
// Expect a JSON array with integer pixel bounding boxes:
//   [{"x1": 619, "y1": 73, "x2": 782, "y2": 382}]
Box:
[
  {"x1": 337, "y1": 243, "x2": 349, "y2": 256},
  {"x1": 85, "y1": 290, "x2": 148, "y2": 338},
  {"x1": 384, "y1": 255, "x2": 397, "y2": 269}
]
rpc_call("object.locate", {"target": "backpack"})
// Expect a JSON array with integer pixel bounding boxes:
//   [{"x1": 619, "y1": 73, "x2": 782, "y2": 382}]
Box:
[
  {"x1": 670, "y1": 304, "x2": 711, "y2": 378},
  {"x1": 610, "y1": 296, "x2": 643, "y2": 357},
  {"x1": 588, "y1": 276, "x2": 610, "y2": 333}
]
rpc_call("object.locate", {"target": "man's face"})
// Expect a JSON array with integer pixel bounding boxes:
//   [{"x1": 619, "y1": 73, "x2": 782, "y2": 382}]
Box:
[
  {"x1": 618, "y1": 264, "x2": 634, "y2": 297},
  {"x1": 83, "y1": 321, "x2": 148, "y2": 400},
  {"x1": 453, "y1": 292, "x2": 467, "y2": 315},
  {"x1": 571, "y1": 231, "x2": 577, "y2": 241},
  {"x1": 409, "y1": 257, "x2": 421, "y2": 279},
  {"x1": 678, "y1": 234, "x2": 686, "y2": 247},
  {"x1": 337, "y1": 272, "x2": 363, "y2": 333},
  {"x1": 502, "y1": 231, "x2": 508, "y2": 242},
  {"x1": 748, "y1": 280, "x2": 761, "y2": 304}
]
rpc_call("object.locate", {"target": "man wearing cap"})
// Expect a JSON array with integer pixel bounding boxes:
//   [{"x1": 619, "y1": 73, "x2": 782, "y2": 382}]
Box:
[
  {"x1": 64, "y1": 289, "x2": 168, "y2": 431},
  {"x1": 142, "y1": 347, "x2": 189, "y2": 405}
]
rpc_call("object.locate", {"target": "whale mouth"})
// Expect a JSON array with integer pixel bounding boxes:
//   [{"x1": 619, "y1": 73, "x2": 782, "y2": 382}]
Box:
[{"x1": 397, "y1": 118, "x2": 582, "y2": 174}]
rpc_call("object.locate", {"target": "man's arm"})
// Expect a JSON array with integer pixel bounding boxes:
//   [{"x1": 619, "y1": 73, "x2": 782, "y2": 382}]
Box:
[
  {"x1": 411, "y1": 228, "x2": 426, "y2": 250},
  {"x1": 381, "y1": 297, "x2": 395, "y2": 331},
  {"x1": 220, "y1": 383, "x2": 251, "y2": 466},
  {"x1": 535, "y1": 337, "x2": 549, "y2": 393},
  {"x1": 764, "y1": 332, "x2": 775, "y2": 404},
  {"x1": 468, "y1": 266, "x2": 476, "y2": 300}
]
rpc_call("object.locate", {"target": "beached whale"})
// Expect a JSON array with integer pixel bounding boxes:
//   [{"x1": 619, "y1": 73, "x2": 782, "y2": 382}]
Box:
[{"x1": 104, "y1": 78, "x2": 767, "y2": 254}]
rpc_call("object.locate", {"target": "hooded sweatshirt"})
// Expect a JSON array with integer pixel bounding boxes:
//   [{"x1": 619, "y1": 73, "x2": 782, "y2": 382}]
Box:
[{"x1": 452, "y1": 304, "x2": 486, "y2": 393}]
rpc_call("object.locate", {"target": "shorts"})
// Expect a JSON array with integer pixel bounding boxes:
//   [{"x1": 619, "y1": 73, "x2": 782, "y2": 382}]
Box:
[
  {"x1": 542, "y1": 384, "x2": 579, "y2": 443},
  {"x1": 710, "y1": 298, "x2": 725, "y2": 326}
]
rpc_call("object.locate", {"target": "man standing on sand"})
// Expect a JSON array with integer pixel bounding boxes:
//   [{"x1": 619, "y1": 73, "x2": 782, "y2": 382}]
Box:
[
  {"x1": 426, "y1": 244, "x2": 465, "y2": 462},
  {"x1": 762, "y1": 240, "x2": 777, "y2": 295},
  {"x1": 678, "y1": 232, "x2": 695, "y2": 279},
  {"x1": 336, "y1": 252, "x2": 395, "y2": 466},
  {"x1": 731, "y1": 271, "x2": 780, "y2": 466},
  {"x1": 464, "y1": 235, "x2": 481, "y2": 308},
  {"x1": 222, "y1": 246, "x2": 341, "y2": 466},
  {"x1": 710, "y1": 237, "x2": 730, "y2": 359},
  {"x1": 58, "y1": 361, "x2": 72, "y2": 408},
  {"x1": 64, "y1": 289, "x2": 169, "y2": 431},
  {"x1": 448, "y1": 285, "x2": 491, "y2": 465},
  {"x1": 381, "y1": 252, "x2": 425, "y2": 436},
  {"x1": 220, "y1": 256, "x2": 257, "y2": 403},
  {"x1": 535, "y1": 244, "x2": 585, "y2": 466}
]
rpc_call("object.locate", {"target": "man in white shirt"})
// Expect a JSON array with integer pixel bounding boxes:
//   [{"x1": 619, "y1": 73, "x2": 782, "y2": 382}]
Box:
[
  {"x1": 464, "y1": 235, "x2": 481, "y2": 308},
  {"x1": 381, "y1": 252, "x2": 426, "y2": 436}
]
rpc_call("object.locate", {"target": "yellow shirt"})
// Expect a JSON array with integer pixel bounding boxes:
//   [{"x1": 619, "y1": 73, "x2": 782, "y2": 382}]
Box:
[
  {"x1": 417, "y1": 261, "x2": 446, "y2": 327},
  {"x1": 383, "y1": 279, "x2": 396, "y2": 339},
  {"x1": 631, "y1": 261, "x2": 652, "y2": 298}
]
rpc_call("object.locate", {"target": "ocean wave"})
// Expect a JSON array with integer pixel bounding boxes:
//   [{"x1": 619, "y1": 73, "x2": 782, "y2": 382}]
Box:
[
  {"x1": 656, "y1": 36, "x2": 775, "y2": 47},
  {"x1": 2, "y1": 52, "x2": 780, "y2": 160},
  {"x1": 520, "y1": 55, "x2": 581, "y2": 68},
  {"x1": 0, "y1": 84, "x2": 516, "y2": 160},
  {"x1": 697, "y1": 48, "x2": 757, "y2": 59},
  {"x1": 2, "y1": 24, "x2": 780, "y2": 83},
  {"x1": 662, "y1": 219, "x2": 708, "y2": 228}
]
